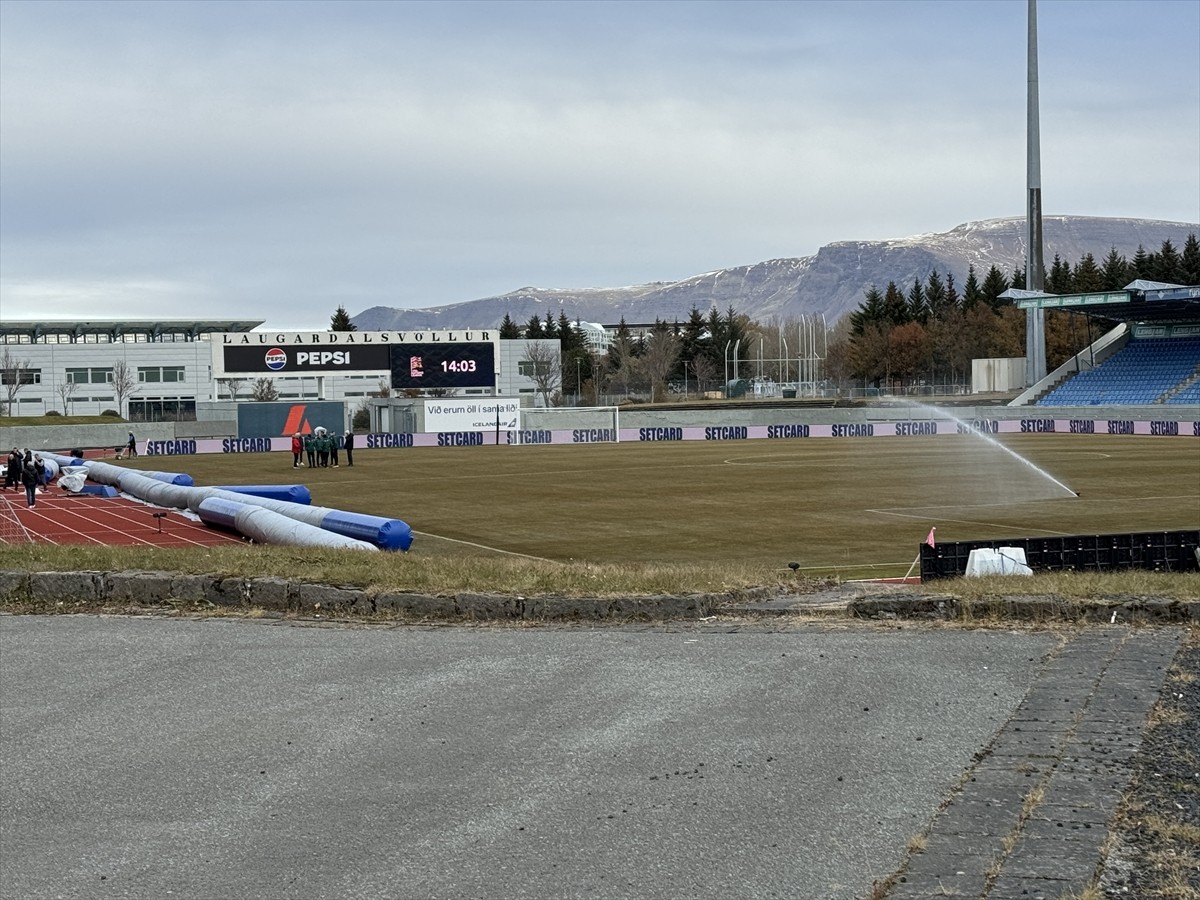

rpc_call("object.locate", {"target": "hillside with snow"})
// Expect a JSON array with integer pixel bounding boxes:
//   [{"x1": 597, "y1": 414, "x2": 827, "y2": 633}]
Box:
[{"x1": 352, "y1": 216, "x2": 1198, "y2": 331}]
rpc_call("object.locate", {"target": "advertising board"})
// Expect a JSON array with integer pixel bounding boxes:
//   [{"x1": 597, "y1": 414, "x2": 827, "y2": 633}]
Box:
[{"x1": 423, "y1": 398, "x2": 519, "y2": 432}]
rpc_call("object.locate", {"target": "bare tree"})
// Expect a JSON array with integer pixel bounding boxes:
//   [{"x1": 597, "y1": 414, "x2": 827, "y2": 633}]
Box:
[
  {"x1": 640, "y1": 329, "x2": 681, "y2": 402},
  {"x1": 219, "y1": 377, "x2": 247, "y2": 402},
  {"x1": 56, "y1": 378, "x2": 78, "y2": 415},
  {"x1": 252, "y1": 377, "x2": 279, "y2": 401},
  {"x1": 0, "y1": 346, "x2": 32, "y2": 415},
  {"x1": 689, "y1": 355, "x2": 718, "y2": 395},
  {"x1": 109, "y1": 359, "x2": 139, "y2": 418},
  {"x1": 375, "y1": 378, "x2": 392, "y2": 398},
  {"x1": 521, "y1": 341, "x2": 562, "y2": 407}
]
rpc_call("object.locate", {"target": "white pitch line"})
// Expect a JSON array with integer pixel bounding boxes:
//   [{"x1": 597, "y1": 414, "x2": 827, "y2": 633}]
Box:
[
  {"x1": 865, "y1": 508, "x2": 1077, "y2": 536},
  {"x1": 411, "y1": 531, "x2": 555, "y2": 562}
]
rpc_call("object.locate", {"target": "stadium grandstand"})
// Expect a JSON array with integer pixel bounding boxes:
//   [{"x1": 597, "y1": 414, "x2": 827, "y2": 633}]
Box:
[{"x1": 1004, "y1": 280, "x2": 1200, "y2": 407}]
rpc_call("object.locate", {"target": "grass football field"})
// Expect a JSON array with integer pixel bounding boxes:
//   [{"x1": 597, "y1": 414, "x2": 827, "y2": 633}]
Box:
[{"x1": 138, "y1": 434, "x2": 1199, "y2": 580}]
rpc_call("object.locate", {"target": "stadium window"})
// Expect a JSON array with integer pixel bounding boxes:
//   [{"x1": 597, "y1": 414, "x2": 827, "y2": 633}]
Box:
[
  {"x1": 66, "y1": 368, "x2": 89, "y2": 385},
  {"x1": 138, "y1": 367, "x2": 162, "y2": 383},
  {"x1": 91, "y1": 367, "x2": 113, "y2": 384},
  {"x1": 0, "y1": 367, "x2": 40, "y2": 385},
  {"x1": 164, "y1": 366, "x2": 184, "y2": 382}
]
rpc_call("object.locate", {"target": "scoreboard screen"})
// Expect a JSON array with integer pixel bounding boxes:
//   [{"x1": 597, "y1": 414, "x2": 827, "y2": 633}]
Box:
[{"x1": 390, "y1": 342, "x2": 496, "y2": 390}]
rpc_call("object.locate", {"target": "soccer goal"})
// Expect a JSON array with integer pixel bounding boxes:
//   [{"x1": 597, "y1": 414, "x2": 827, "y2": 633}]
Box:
[{"x1": 514, "y1": 406, "x2": 620, "y2": 443}]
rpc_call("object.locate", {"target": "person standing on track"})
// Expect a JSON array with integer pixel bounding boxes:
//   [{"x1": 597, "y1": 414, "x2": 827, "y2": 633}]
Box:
[
  {"x1": 126, "y1": 431, "x2": 137, "y2": 459},
  {"x1": 291, "y1": 432, "x2": 304, "y2": 467},
  {"x1": 3, "y1": 447, "x2": 21, "y2": 492},
  {"x1": 20, "y1": 451, "x2": 42, "y2": 508}
]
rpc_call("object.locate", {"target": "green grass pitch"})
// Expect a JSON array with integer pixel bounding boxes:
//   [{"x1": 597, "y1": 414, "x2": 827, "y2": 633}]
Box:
[{"x1": 147, "y1": 434, "x2": 1199, "y2": 579}]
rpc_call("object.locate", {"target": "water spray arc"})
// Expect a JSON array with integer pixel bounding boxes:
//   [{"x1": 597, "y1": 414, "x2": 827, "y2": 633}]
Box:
[{"x1": 909, "y1": 402, "x2": 1077, "y2": 498}]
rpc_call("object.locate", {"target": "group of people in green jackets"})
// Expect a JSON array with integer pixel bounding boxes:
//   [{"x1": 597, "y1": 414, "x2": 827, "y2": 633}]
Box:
[{"x1": 290, "y1": 427, "x2": 354, "y2": 468}]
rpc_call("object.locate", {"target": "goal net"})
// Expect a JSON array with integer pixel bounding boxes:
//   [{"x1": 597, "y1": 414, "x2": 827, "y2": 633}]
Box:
[{"x1": 512, "y1": 406, "x2": 620, "y2": 443}]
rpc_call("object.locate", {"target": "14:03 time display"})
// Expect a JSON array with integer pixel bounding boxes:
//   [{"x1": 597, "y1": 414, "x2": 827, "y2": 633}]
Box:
[{"x1": 441, "y1": 359, "x2": 477, "y2": 373}]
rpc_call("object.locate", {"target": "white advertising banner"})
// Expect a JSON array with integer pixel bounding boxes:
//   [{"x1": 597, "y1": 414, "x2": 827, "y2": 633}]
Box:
[{"x1": 423, "y1": 398, "x2": 520, "y2": 432}]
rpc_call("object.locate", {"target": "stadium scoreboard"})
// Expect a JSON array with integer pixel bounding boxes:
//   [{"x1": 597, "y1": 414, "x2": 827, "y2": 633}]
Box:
[
  {"x1": 390, "y1": 342, "x2": 496, "y2": 390},
  {"x1": 213, "y1": 331, "x2": 499, "y2": 390}
]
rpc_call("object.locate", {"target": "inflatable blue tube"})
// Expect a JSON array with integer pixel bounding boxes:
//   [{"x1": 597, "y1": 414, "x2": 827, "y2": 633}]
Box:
[
  {"x1": 78, "y1": 485, "x2": 119, "y2": 498},
  {"x1": 197, "y1": 497, "x2": 378, "y2": 551},
  {"x1": 212, "y1": 484, "x2": 312, "y2": 505},
  {"x1": 138, "y1": 470, "x2": 195, "y2": 486},
  {"x1": 196, "y1": 497, "x2": 242, "y2": 530},
  {"x1": 321, "y1": 510, "x2": 414, "y2": 551}
]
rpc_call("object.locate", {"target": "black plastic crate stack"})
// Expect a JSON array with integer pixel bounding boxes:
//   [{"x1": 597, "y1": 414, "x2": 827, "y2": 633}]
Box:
[{"x1": 919, "y1": 529, "x2": 1200, "y2": 581}]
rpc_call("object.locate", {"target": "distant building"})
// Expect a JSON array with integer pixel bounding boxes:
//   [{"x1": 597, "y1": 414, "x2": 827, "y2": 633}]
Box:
[{"x1": 0, "y1": 319, "x2": 553, "y2": 420}]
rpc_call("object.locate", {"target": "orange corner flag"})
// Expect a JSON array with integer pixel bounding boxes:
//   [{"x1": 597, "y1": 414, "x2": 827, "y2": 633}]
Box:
[{"x1": 925, "y1": 527, "x2": 937, "y2": 548}]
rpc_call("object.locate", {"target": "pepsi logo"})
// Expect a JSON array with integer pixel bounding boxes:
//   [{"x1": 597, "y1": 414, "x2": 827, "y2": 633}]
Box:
[{"x1": 265, "y1": 348, "x2": 287, "y2": 370}]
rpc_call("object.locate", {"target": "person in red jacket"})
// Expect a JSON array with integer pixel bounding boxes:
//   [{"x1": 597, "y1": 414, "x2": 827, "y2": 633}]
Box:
[{"x1": 291, "y1": 432, "x2": 303, "y2": 467}]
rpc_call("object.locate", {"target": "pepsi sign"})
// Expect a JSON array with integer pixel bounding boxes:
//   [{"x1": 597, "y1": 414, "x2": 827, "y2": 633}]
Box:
[{"x1": 221, "y1": 344, "x2": 391, "y2": 374}]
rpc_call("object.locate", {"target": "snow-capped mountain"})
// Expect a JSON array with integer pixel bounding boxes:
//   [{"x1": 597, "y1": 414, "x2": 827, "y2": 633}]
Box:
[{"x1": 352, "y1": 216, "x2": 1198, "y2": 331}]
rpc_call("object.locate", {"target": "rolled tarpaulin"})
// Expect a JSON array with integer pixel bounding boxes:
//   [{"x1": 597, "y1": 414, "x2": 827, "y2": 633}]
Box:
[
  {"x1": 133, "y1": 470, "x2": 195, "y2": 486},
  {"x1": 197, "y1": 497, "x2": 378, "y2": 552},
  {"x1": 195, "y1": 489, "x2": 413, "y2": 551},
  {"x1": 211, "y1": 484, "x2": 312, "y2": 505},
  {"x1": 77, "y1": 460, "x2": 412, "y2": 552}
]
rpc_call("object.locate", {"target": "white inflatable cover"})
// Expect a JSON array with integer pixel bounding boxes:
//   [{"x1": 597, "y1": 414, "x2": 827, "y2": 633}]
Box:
[
  {"x1": 965, "y1": 547, "x2": 1033, "y2": 577},
  {"x1": 58, "y1": 468, "x2": 89, "y2": 492}
]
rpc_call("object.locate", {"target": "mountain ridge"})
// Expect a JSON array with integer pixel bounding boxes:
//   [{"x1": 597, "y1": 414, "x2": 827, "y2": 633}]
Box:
[{"x1": 352, "y1": 216, "x2": 1198, "y2": 331}]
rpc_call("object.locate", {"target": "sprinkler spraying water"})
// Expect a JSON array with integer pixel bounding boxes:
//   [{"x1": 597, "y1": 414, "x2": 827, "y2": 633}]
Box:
[{"x1": 907, "y1": 402, "x2": 1076, "y2": 498}]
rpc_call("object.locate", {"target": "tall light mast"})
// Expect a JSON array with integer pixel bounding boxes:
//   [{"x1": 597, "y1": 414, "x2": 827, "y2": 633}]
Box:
[{"x1": 1025, "y1": 0, "x2": 1047, "y2": 386}]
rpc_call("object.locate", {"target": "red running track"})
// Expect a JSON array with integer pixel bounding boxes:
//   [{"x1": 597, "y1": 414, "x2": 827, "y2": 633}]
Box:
[{"x1": 0, "y1": 488, "x2": 245, "y2": 548}]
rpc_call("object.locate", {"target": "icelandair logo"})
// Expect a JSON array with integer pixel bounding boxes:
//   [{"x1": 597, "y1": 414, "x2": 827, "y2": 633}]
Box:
[{"x1": 281, "y1": 405, "x2": 314, "y2": 436}]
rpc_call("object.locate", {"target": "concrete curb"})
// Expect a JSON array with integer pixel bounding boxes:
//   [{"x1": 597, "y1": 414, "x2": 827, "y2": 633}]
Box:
[
  {"x1": 0, "y1": 569, "x2": 737, "y2": 621},
  {"x1": 2, "y1": 571, "x2": 1197, "y2": 623}
]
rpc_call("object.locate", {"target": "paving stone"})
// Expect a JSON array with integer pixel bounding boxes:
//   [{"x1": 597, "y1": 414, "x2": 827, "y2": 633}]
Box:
[
  {"x1": 105, "y1": 571, "x2": 174, "y2": 605},
  {"x1": 986, "y1": 876, "x2": 1079, "y2": 900},
  {"x1": 29, "y1": 570, "x2": 101, "y2": 603},
  {"x1": 0, "y1": 570, "x2": 29, "y2": 600},
  {"x1": 374, "y1": 591, "x2": 457, "y2": 616}
]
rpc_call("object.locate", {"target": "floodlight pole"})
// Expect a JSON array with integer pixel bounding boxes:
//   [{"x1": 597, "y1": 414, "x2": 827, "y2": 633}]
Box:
[{"x1": 1025, "y1": 0, "x2": 1048, "y2": 387}]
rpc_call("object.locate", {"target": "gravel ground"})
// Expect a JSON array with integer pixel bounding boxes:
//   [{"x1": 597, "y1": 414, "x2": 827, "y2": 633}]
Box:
[{"x1": 1101, "y1": 629, "x2": 1200, "y2": 899}]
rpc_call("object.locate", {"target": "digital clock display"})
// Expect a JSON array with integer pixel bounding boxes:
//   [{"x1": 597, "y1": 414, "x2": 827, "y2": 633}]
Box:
[{"x1": 390, "y1": 342, "x2": 496, "y2": 389}]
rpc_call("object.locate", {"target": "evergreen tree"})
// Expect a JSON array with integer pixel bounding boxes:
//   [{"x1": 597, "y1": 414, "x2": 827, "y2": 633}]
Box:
[
  {"x1": 1131, "y1": 244, "x2": 1151, "y2": 279},
  {"x1": 924, "y1": 270, "x2": 948, "y2": 321},
  {"x1": 1046, "y1": 254, "x2": 1072, "y2": 294},
  {"x1": 557, "y1": 311, "x2": 580, "y2": 353},
  {"x1": 1011, "y1": 264, "x2": 1026, "y2": 291},
  {"x1": 962, "y1": 265, "x2": 983, "y2": 310},
  {"x1": 850, "y1": 287, "x2": 885, "y2": 336},
  {"x1": 1181, "y1": 234, "x2": 1200, "y2": 285},
  {"x1": 1072, "y1": 253, "x2": 1103, "y2": 292},
  {"x1": 330, "y1": 305, "x2": 357, "y2": 331},
  {"x1": 980, "y1": 265, "x2": 1011, "y2": 310},
  {"x1": 543, "y1": 312, "x2": 559, "y2": 339},
  {"x1": 499, "y1": 313, "x2": 522, "y2": 339},
  {"x1": 1100, "y1": 247, "x2": 1130, "y2": 291},
  {"x1": 881, "y1": 281, "x2": 909, "y2": 325},
  {"x1": 524, "y1": 315, "x2": 545, "y2": 339},
  {"x1": 1153, "y1": 239, "x2": 1184, "y2": 284},
  {"x1": 680, "y1": 306, "x2": 709, "y2": 364},
  {"x1": 945, "y1": 272, "x2": 960, "y2": 313},
  {"x1": 906, "y1": 279, "x2": 928, "y2": 324}
]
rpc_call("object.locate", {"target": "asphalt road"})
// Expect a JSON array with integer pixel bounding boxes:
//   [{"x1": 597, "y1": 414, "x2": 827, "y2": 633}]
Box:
[{"x1": 0, "y1": 616, "x2": 1060, "y2": 900}]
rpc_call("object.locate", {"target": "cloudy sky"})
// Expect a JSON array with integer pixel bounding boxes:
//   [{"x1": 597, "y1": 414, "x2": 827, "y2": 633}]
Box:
[{"x1": 2, "y1": 0, "x2": 1197, "y2": 331}]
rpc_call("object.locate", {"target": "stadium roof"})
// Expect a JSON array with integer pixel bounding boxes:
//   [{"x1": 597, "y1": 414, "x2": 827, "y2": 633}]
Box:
[
  {"x1": 1000, "y1": 282, "x2": 1200, "y2": 326},
  {"x1": 0, "y1": 319, "x2": 265, "y2": 342}
]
